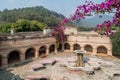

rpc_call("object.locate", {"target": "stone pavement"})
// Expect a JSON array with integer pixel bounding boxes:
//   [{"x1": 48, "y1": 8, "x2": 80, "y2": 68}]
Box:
[{"x1": 0, "y1": 52, "x2": 120, "y2": 80}]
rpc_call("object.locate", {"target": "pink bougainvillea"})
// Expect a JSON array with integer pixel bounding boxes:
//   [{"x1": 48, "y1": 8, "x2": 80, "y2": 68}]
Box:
[
  {"x1": 51, "y1": 26, "x2": 66, "y2": 48},
  {"x1": 64, "y1": 0, "x2": 120, "y2": 36}
]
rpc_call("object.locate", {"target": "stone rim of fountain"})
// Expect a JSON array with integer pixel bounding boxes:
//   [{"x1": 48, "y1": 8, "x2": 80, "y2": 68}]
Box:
[
  {"x1": 73, "y1": 50, "x2": 86, "y2": 54},
  {"x1": 65, "y1": 50, "x2": 95, "y2": 74}
]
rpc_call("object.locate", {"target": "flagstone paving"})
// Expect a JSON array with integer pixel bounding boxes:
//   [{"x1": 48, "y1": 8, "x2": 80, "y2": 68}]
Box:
[{"x1": 0, "y1": 52, "x2": 120, "y2": 80}]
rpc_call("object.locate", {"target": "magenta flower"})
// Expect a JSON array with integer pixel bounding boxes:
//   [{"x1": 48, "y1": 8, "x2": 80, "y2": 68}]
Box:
[
  {"x1": 64, "y1": 18, "x2": 69, "y2": 23},
  {"x1": 67, "y1": 0, "x2": 120, "y2": 36},
  {"x1": 72, "y1": 15, "x2": 76, "y2": 20}
]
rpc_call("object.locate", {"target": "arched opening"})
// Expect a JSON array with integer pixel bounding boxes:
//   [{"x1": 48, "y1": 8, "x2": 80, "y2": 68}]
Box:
[
  {"x1": 40, "y1": 78, "x2": 47, "y2": 80},
  {"x1": 64, "y1": 43, "x2": 70, "y2": 50},
  {"x1": 0, "y1": 55, "x2": 2, "y2": 66},
  {"x1": 49, "y1": 44, "x2": 55, "y2": 53},
  {"x1": 73, "y1": 44, "x2": 81, "y2": 50},
  {"x1": 39, "y1": 46, "x2": 46, "y2": 58},
  {"x1": 25, "y1": 48, "x2": 35, "y2": 60},
  {"x1": 84, "y1": 45, "x2": 93, "y2": 54},
  {"x1": 57, "y1": 43, "x2": 62, "y2": 52},
  {"x1": 8, "y1": 51, "x2": 20, "y2": 64},
  {"x1": 97, "y1": 46, "x2": 107, "y2": 54}
]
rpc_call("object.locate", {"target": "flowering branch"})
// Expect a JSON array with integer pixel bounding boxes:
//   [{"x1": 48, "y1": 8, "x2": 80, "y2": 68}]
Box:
[
  {"x1": 64, "y1": 0, "x2": 120, "y2": 36},
  {"x1": 51, "y1": 26, "x2": 66, "y2": 48}
]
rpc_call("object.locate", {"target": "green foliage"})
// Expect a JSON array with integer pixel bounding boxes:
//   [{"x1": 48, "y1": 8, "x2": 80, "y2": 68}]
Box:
[
  {"x1": 110, "y1": 30, "x2": 120, "y2": 56},
  {"x1": 0, "y1": 6, "x2": 65, "y2": 26},
  {"x1": 77, "y1": 27, "x2": 94, "y2": 31},
  {"x1": 0, "y1": 19, "x2": 47, "y2": 33},
  {"x1": 0, "y1": 23, "x2": 12, "y2": 33},
  {"x1": 16, "y1": 19, "x2": 30, "y2": 32},
  {"x1": 0, "y1": 6, "x2": 64, "y2": 33}
]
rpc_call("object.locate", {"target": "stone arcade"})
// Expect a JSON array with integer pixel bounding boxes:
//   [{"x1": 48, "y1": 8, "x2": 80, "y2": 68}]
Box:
[{"x1": 0, "y1": 31, "x2": 112, "y2": 68}]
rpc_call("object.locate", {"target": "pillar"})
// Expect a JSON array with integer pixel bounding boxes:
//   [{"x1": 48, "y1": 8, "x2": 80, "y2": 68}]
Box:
[
  {"x1": 2, "y1": 57, "x2": 8, "y2": 66},
  {"x1": 62, "y1": 43, "x2": 64, "y2": 51},
  {"x1": 20, "y1": 54, "x2": 25, "y2": 62},
  {"x1": 81, "y1": 47, "x2": 84, "y2": 51},
  {"x1": 107, "y1": 50, "x2": 112, "y2": 56},
  {"x1": 70, "y1": 45, "x2": 73, "y2": 52},
  {"x1": 92, "y1": 48, "x2": 97, "y2": 55},
  {"x1": 55, "y1": 47, "x2": 58, "y2": 54},
  {"x1": 76, "y1": 54, "x2": 85, "y2": 67},
  {"x1": 46, "y1": 48, "x2": 49, "y2": 56},
  {"x1": 35, "y1": 51, "x2": 39, "y2": 59}
]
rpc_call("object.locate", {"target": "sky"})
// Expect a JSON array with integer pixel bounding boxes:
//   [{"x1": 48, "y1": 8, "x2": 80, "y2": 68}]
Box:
[{"x1": 0, "y1": 0, "x2": 105, "y2": 17}]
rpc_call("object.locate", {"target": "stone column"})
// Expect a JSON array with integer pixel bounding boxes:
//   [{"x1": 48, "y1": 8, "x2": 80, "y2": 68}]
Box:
[
  {"x1": 20, "y1": 54, "x2": 25, "y2": 62},
  {"x1": 46, "y1": 48, "x2": 49, "y2": 56},
  {"x1": 55, "y1": 47, "x2": 57, "y2": 54},
  {"x1": 81, "y1": 47, "x2": 84, "y2": 51},
  {"x1": 107, "y1": 50, "x2": 112, "y2": 56},
  {"x1": 92, "y1": 48, "x2": 97, "y2": 55},
  {"x1": 2, "y1": 57, "x2": 8, "y2": 66},
  {"x1": 62, "y1": 43, "x2": 64, "y2": 51},
  {"x1": 70, "y1": 46, "x2": 73, "y2": 52},
  {"x1": 35, "y1": 51, "x2": 39, "y2": 59},
  {"x1": 76, "y1": 54, "x2": 85, "y2": 67},
  {"x1": 74, "y1": 50, "x2": 85, "y2": 67}
]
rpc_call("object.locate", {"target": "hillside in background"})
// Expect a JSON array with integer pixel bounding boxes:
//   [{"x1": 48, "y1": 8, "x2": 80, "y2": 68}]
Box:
[
  {"x1": 74, "y1": 14, "x2": 113, "y2": 28},
  {"x1": 0, "y1": 6, "x2": 65, "y2": 33},
  {"x1": 0, "y1": 6, "x2": 65, "y2": 26}
]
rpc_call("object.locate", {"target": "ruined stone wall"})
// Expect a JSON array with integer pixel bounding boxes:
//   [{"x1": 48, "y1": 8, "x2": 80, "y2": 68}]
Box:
[
  {"x1": 0, "y1": 37, "x2": 56, "y2": 57},
  {"x1": 0, "y1": 32, "x2": 112, "y2": 67},
  {"x1": 66, "y1": 35, "x2": 112, "y2": 55}
]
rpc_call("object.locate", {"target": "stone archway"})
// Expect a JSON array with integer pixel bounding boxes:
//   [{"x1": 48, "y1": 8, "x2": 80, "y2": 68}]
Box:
[
  {"x1": 25, "y1": 48, "x2": 35, "y2": 60},
  {"x1": 39, "y1": 46, "x2": 46, "y2": 58},
  {"x1": 57, "y1": 43, "x2": 62, "y2": 52},
  {"x1": 97, "y1": 46, "x2": 107, "y2": 54},
  {"x1": 84, "y1": 45, "x2": 93, "y2": 54},
  {"x1": 64, "y1": 43, "x2": 70, "y2": 50},
  {"x1": 8, "y1": 51, "x2": 20, "y2": 64},
  {"x1": 0, "y1": 55, "x2": 2, "y2": 66},
  {"x1": 73, "y1": 44, "x2": 81, "y2": 50},
  {"x1": 49, "y1": 44, "x2": 55, "y2": 54},
  {"x1": 40, "y1": 78, "x2": 47, "y2": 80}
]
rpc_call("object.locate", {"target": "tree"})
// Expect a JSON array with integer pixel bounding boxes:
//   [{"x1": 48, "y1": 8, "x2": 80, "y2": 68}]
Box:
[
  {"x1": 51, "y1": 26, "x2": 66, "y2": 48},
  {"x1": 16, "y1": 19, "x2": 30, "y2": 32},
  {"x1": 110, "y1": 30, "x2": 120, "y2": 56},
  {"x1": 0, "y1": 23, "x2": 12, "y2": 33},
  {"x1": 0, "y1": 6, "x2": 65, "y2": 26},
  {"x1": 30, "y1": 20, "x2": 47, "y2": 31},
  {"x1": 0, "y1": 19, "x2": 47, "y2": 33}
]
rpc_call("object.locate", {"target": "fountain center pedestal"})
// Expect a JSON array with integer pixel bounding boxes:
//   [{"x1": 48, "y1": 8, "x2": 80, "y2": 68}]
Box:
[{"x1": 74, "y1": 50, "x2": 86, "y2": 67}]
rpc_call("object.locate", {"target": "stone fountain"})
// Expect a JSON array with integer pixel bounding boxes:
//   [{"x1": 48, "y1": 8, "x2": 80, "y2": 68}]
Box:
[
  {"x1": 65, "y1": 50, "x2": 95, "y2": 74},
  {"x1": 74, "y1": 50, "x2": 85, "y2": 67}
]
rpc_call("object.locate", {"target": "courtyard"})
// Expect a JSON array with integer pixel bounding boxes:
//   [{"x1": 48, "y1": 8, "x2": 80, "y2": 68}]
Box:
[
  {"x1": 0, "y1": 0, "x2": 120, "y2": 80},
  {"x1": 0, "y1": 52, "x2": 120, "y2": 80}
]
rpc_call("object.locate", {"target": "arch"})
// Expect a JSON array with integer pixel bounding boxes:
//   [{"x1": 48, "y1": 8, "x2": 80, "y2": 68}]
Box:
[
  {"x1": 25, "y1": 48, "x2": 35, "y2": 60},
  {"x1": 73, "y1": 44, "x2": 81, "y2": 50},
  {"x1": 40, "y1": 78, "x2": 47, "y2": 80},
  {"x1": 39, "y1": 46, "x2": 46, "y2": 58},
  {"x1": 49, "y1": 44, "x2": 55, "y2": 53},
  {"x1": 57, "y1": 43, "x2": 62, "y2": 52},
  {"x1": 8, "y1": 51, "x2": 20, "y2": 64},
  {"x1": 84, "y1": 45, "x2": 93, "y2": 53},
  {"x1": 0, "y1": 55, "x2": 2, "y2": 66},
  {"x1": 64, "y1": 43, "x2": 70, "y2": 50},
  {"x1": 97, "y1": 46, "x2": 107, "y2": 54}
]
